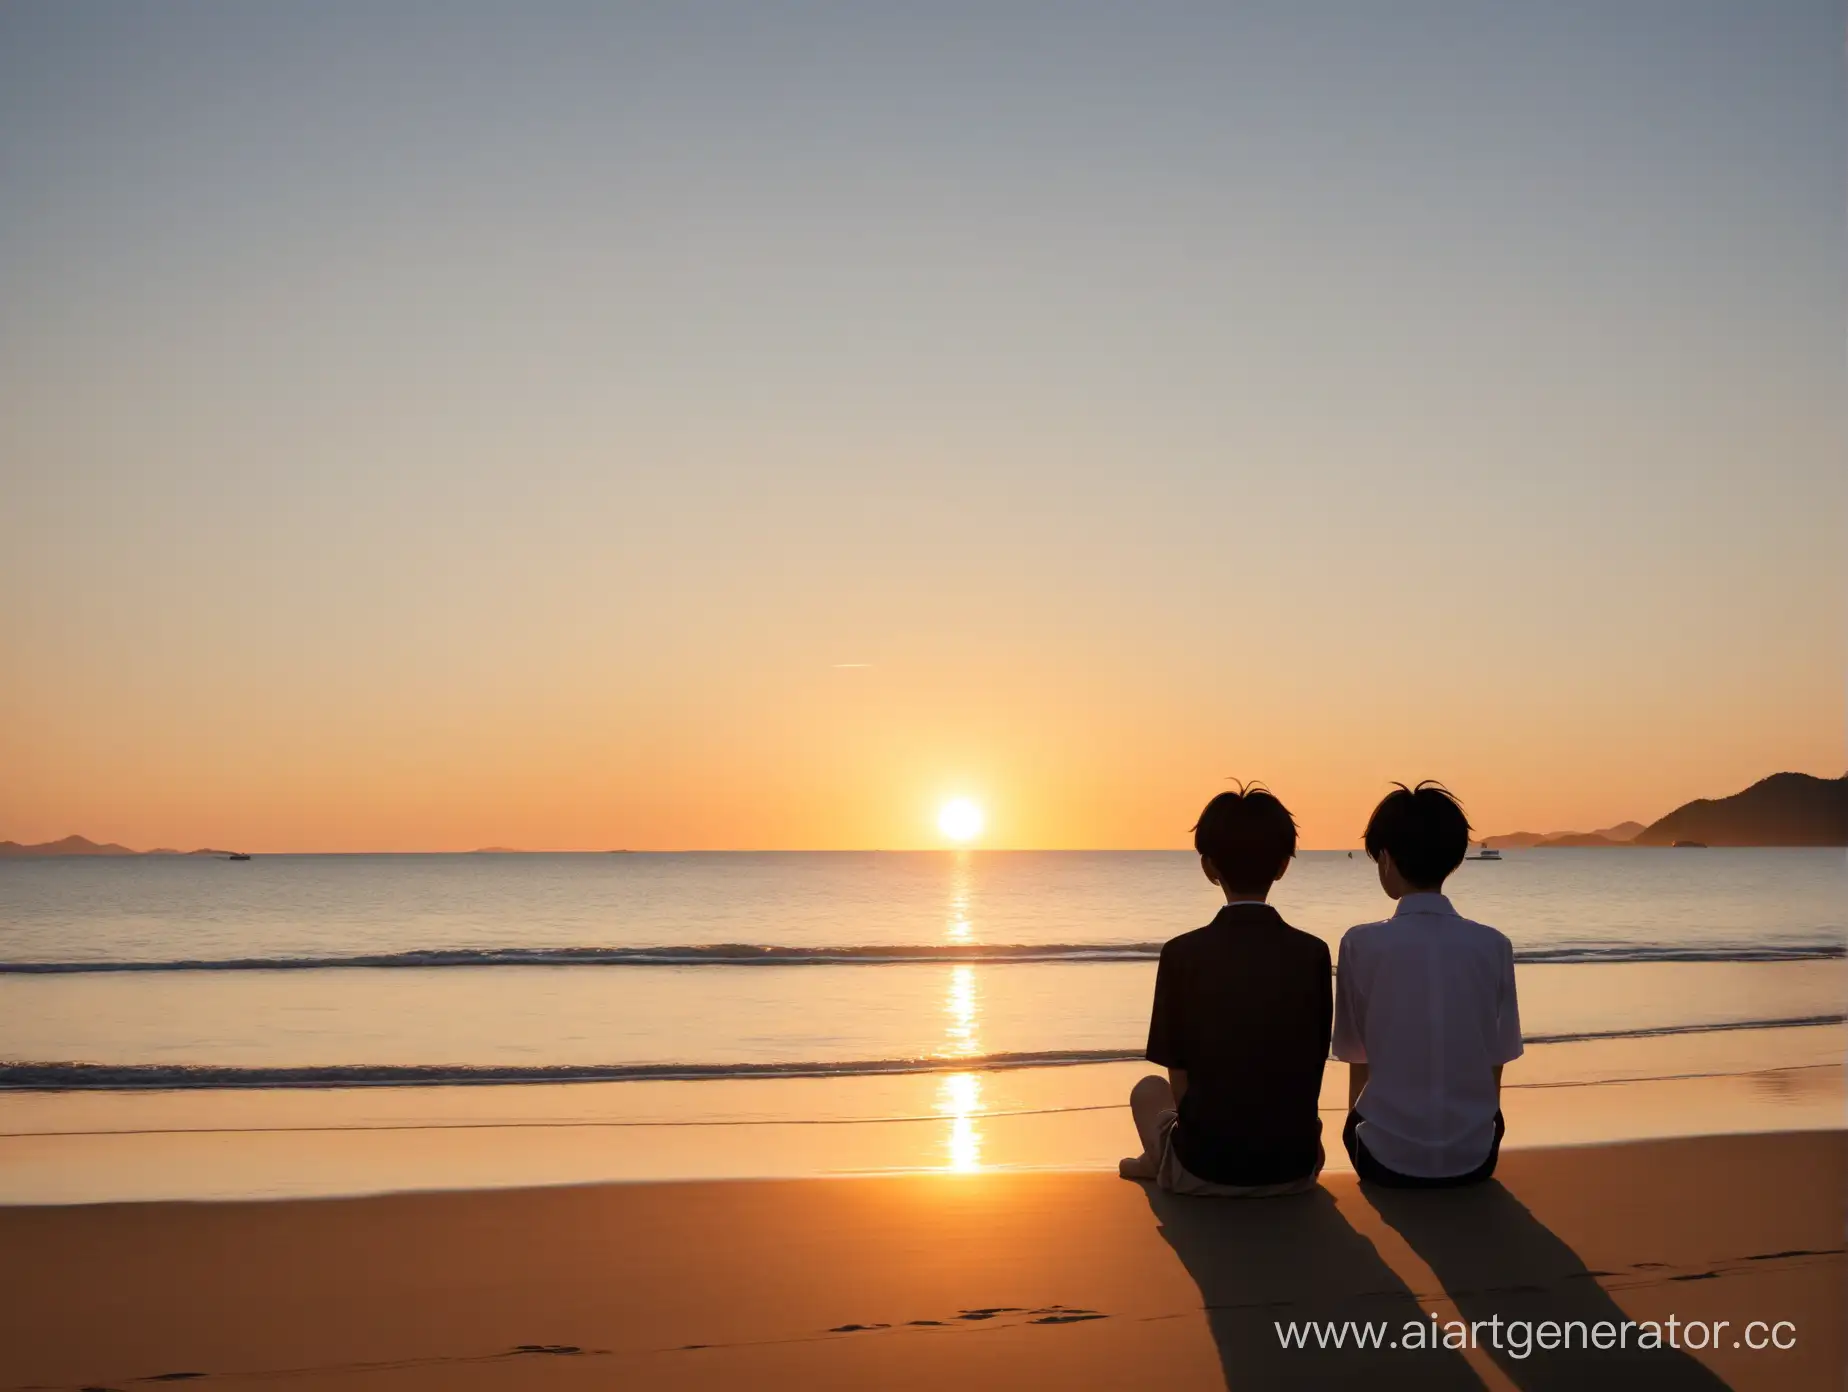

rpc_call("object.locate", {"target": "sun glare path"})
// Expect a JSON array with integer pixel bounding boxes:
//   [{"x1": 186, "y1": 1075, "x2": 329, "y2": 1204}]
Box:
[
  {"x1": 940, "y1": 1072, "x2": 984, "y2": 1172},
  {"x1": 938, "y1": 798, "x2": 984, "y2": 843},
  {"x1": 945, "y1": 965, "x2": 979, "y2": 1056},
  {"x1": 946, "y1": 852, "x2": 973, "y2": 941},
  {"x1": 937, "y1": 948, "x2": 985, "y2": 1170}
]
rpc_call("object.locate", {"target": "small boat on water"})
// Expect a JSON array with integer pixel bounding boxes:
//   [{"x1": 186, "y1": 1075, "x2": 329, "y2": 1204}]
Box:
[
  {"x1": 1465, "y1": 843, "x2": 1502, "y2": 861},
  {"x1": 227, "y1": 853, "x2": 252, "y2": 861}
]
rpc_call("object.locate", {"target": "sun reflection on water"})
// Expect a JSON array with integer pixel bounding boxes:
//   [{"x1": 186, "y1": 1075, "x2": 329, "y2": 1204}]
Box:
[
  {"x1": 938, "y1": 856, "x2": 985, "y2": 1169},
  {"x1": 944, "y1": 964, "x2": 979, "y2": 1057},
  {"x1": 946, "y1": 848, "x2": 974, "y2": 942},
  {"x1": 938, "y1": 1070, "x2": 984, "y2": 1171}
]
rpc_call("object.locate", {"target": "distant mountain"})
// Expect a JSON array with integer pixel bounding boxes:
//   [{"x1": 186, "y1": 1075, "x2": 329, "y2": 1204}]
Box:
[
  {"x1": 1532, "y1": 821, "x2": 1647, "y2": 848},
  {"x1": 1593, "y1": 820, "x2": 1646, "y2": 842},
  {"x1": 1482, "y1": 831, "x2": 1549, "y2": 849},
  {"x1": 1633, "y1": 773, "x2": 1847, "y2": 847},
  {"x1": 0, "y1": 834, "x2": 139, "y2": 857},
  {"x1": 1484, "y1": 820, "x2": 1645, "y2": 850},
  {"x1": 0, "y1": 835, "x2": 242, "y2": 858}
]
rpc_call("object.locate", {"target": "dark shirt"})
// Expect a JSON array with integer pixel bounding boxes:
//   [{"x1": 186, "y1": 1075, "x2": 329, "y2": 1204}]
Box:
[{"x1": 1144, "y1": 902, "x2": 1333, "y2": 1185}]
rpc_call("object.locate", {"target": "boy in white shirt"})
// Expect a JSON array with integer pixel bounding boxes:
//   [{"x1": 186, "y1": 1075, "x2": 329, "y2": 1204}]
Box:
[{"x1": 1333, "y1": 782, "x2": 1522, "y2": 1187}]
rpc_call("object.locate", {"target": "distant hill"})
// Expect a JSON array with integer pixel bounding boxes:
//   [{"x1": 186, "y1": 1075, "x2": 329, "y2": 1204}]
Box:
[
  {"x1": 1533, "y1": 821, "x2": 1646, "y2": 848},
  {"x1": 0, "y1": 835, "x2": 241, "y2": 858},
  {"x1": 1633, "y1": 773, "x2": 1847, "y2": 847},
  {"x1": 1484, "y1": 820, "x2": 1645, "y2": 850},
  {"x1": 0, "y1": 834, "x2": 139, "y2": 857},
  {"x1": 1483, "y1": 831, "x2": 1548, "y2": 849},
  {"x1": 1593, "y1": 820, "x2": 1646, "y2": 842}
]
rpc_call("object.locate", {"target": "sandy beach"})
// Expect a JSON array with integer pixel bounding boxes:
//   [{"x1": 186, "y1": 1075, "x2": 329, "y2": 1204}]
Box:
[{"x1": 2, "y1": 1129, "x2": 1840, "y2": 1391}]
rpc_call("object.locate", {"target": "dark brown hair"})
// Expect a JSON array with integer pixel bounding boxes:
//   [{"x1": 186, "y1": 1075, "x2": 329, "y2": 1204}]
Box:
[
  {"x1": 1192, "y1": 783, "x2": 1297, "y2": 894},
  {"x1": 1363, "y1": 781, "x2": 1472, "y2": 889}
]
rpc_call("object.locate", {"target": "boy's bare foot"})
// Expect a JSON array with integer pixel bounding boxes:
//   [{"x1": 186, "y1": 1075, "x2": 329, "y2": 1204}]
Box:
[{"x1": 1118, "y1": 1154, "x2": 1157, "y2": 1180}]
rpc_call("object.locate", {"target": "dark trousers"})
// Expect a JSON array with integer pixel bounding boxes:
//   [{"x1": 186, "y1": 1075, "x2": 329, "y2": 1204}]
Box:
[{"x1": 1343, "y1": 1109, "x2": 1504, "y2": 1188}]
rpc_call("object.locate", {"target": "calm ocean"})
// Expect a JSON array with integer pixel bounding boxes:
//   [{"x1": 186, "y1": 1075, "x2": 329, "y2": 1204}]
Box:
[{"x1": 2, "y1": 849, "x2": 1842, "y2": 1092}]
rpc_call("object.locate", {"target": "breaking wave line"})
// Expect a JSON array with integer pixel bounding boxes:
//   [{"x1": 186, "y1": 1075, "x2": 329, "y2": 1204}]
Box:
[{"x1": 1, "y1": 1014, "x2": 1839, "y2": 1091}]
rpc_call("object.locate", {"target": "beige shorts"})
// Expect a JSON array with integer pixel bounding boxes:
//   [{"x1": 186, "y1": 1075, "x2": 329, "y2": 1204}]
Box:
[{"x1": 1152, "y1": 1110, "x2": 1324, "y2": 1198}]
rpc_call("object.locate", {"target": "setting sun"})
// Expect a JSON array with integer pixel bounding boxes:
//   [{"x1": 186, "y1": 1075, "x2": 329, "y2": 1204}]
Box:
[{"x1": 938, "y1": 798, "x2": 985, "y2": 843}]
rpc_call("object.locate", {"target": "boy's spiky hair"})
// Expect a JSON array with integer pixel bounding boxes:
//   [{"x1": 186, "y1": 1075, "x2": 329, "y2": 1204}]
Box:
[
  {"x1": 1363, "y1": 781, "x2": 1472, "y2": 888},
  {"x1": 1192, "y1": 781, "x2": 1297, "y2": 894}
]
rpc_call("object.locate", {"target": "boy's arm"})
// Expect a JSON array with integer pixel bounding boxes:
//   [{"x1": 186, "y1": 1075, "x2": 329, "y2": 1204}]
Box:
[
  {"x1": 1145, "y1": 946, "x2": 1186, "y2": 1090},
  {"x1": 1493, "y1": 936, "x2": 1524, "y2": 1075},
  {"x1": 1330, "y1": 933, "x2": 1366, "y2": 1108}
]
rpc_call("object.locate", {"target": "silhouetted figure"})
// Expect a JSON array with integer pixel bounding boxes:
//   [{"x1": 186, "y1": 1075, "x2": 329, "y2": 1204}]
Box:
[
  {"x1": 1336, "y1": 782, "x2": 1522, "y2": 1186},
  {"x1": 1120, "y1": 785, "x2": 1331, "y2": 1196}
]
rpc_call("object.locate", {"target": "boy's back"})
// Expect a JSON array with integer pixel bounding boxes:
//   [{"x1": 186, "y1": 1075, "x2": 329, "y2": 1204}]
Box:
[
  {"x1": 1333, "y1": 893, "x2": 1521, "y2": 1177},
  {"x1": 1147, "y1": 903, "x2": 1331, "y2": 1185}
]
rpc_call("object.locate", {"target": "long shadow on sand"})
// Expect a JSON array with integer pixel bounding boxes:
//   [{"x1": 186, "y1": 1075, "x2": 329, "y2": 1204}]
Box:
[
  {"x1": 1363, "y1": 1181, "x2": 1731, "y2": 1390},
  {"x1": 1143, "y1": 1184, "x2": 1484, "y2": 1389}
]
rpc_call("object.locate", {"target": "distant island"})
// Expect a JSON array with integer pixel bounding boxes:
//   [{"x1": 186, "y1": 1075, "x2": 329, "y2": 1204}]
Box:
[
  {"x1": 0, "y1": 835, "x2": 243, "y2": 859},
  {"x1": 1486, "y1": 772, "x2": 1846, "y2": 849},
  {"x1": 1486, "y1": 821, "x2": 1645, "y2": 850},
  {"x1": 1631, "y1": 772, "x2": 1847, "y2": 847}
]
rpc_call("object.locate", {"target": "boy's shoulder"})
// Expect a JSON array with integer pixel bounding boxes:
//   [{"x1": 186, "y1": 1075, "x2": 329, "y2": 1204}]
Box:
[
  {"x1": 1162, "y1": 911, "x2": 1329, "y2": 963},
  {"x1": 1336, "y1": 914, "x2": 1395, "y2": 950},
  {"x1": 1338, "y1": 907, "x2": 1513, "y2": 955}
]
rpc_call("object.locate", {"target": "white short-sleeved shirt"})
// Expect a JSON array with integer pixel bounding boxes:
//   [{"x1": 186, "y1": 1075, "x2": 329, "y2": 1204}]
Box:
[{"x1": 1332, "y1": 892, "x2": 1523, "y2": 1178}]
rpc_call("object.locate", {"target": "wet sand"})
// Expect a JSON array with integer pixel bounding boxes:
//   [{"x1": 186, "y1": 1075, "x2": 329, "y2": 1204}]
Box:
[{"x1": 1, "y1": 1130, "x2": 1840, "y2": 1391}]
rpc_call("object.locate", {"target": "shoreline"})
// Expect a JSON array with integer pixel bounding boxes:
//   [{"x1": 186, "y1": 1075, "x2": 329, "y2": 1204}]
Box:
[{"x1": 3, "y1": 1027, "x2": 1840, "y2": 1206}]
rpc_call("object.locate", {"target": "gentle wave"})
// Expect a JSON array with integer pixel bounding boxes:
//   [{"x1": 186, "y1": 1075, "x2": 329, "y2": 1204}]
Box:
[
  {"x1": 0, "y1": 940, "x2": 1841, "y2": 974},
  {"x1": 2, "y1": 1013, "x2": 1839, "y2": 1091},
  {"x1": 10, "y1": 1064, "x2": 1842, "y2": 1139},
  {"x1": 1514, "y1": 943, "x2": 1844, "y2": 964}
]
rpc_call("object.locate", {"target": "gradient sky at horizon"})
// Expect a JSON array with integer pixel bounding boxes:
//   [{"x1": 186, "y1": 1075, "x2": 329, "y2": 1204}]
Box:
[{"x1": 2, "y1": 2, "x2": 1843, "y2": 851}]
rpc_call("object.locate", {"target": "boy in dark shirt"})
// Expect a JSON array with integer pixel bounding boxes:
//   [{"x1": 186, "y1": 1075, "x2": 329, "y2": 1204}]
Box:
[{"x1": 1119, "y1": 785, "x2": 1332, "y2": 1195}]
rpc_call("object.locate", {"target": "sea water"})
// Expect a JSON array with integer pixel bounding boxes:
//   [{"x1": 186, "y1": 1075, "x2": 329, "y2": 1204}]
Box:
[{"x1": 0, "y1": 849, "x2": 1841, "y2": 1200}]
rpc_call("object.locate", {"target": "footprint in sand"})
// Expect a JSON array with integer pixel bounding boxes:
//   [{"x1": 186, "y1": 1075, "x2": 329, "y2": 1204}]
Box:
[{"x1": 827, "y1": 1305, "x2": 1110, "y2": 1334}]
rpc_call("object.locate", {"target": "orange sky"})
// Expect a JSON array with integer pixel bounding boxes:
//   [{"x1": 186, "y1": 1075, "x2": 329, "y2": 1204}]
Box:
[
  {"x1": 2, "y1": 6, "x2": 1842, "y2": 852},
  {"x1": 5, "y1": 611, "x2": 1840, "y2": 850}
]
